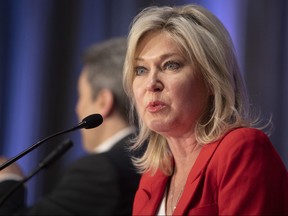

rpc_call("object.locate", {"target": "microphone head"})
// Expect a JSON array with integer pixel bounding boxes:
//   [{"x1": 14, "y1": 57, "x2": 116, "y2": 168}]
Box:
[{"x1": 81, "y1": 114, "x2": 103, "y2": 129}]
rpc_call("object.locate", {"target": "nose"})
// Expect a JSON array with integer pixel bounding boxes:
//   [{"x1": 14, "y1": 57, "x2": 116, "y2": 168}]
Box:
[{"x1": 146, "y1": 70, "x2": 163, "y2": 92}]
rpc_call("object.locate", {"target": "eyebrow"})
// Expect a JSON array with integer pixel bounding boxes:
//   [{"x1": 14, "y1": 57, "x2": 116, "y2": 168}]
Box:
[{"x1": 135, "y1": 53, "x2": 181, "y2": 62}]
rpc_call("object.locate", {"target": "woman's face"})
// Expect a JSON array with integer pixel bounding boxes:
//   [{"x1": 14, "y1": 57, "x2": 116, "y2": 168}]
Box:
[{"x1": 132, "y1": 31, "x2": 210, "y2": 137}]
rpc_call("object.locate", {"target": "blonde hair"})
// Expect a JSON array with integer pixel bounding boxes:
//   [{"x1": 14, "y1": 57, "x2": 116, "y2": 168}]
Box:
[{"x1": 123, "y1": 4, "x2": 266, "y2": 175}]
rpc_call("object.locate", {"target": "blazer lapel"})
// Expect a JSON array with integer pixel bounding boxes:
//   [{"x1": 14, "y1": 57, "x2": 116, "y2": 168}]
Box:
[
  {"x1": 135, "y1": 169, "x2": 169, "y2": 215},
  {"x1": 173, "y1": 139, "x2": 220, "y2": 215}
]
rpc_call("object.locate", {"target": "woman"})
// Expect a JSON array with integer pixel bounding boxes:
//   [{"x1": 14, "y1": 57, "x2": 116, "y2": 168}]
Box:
[{"x1": 123, "y1": 4, "x2": 288, "y2": 216}]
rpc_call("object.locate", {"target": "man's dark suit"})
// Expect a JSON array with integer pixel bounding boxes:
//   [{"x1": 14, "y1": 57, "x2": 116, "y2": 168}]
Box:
[{"x1": 0, "y1": 134, "x2": 140, "y2": 215}]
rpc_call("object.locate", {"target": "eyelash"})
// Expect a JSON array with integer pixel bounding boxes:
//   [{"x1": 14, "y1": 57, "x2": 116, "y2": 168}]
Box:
[
  {"x1": 135, "y1": 66, "x2": 147, "y2": 76},
  {"x1": 135, "y1": 61, "x2": 181, "y2": 76},
  {"x1": 164, "y1": 61, "x2": 180, "y2": 70}
]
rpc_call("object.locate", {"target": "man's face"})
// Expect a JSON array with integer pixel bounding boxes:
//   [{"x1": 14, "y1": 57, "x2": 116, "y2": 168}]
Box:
[{"x1": 76, "y1": 69, "x2": 101, "y2": 152}]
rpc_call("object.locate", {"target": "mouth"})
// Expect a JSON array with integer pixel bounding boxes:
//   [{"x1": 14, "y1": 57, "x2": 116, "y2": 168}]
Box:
[{"x1": 146, "y1": 101, "x2": 166, "y2": 113}]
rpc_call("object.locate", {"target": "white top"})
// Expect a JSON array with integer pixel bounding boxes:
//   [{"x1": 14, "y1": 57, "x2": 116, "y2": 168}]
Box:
[
  {"x1": 93, "y1": 127, "x2": 134, "y2": 153},
  {"x1": 157, "y1": 187, "x2": 167, "y2": 215}
]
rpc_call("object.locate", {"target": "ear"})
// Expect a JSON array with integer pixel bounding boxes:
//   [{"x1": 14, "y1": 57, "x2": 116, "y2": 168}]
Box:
[{"x1": 95, "y1": 89, "x2": 114, "y2": 118}]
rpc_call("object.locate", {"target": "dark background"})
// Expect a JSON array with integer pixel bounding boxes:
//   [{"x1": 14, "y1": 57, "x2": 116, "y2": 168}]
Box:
[{"x1": 0, "y1": 0, "x2": 287, "y2": 205}]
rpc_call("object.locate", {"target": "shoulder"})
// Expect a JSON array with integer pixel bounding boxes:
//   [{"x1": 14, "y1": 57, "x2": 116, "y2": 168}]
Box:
[
  {"x1": 213, "y1": 127, "x2": 286, "y2": 174},
  {"x1": 67, "y1": 138, "x2": 139, "y2": 178},
  {"x1": 105, "y1": 135, "x2": 137, "y2": 169},
  {"x1": 70, "y1": 135, "x2": 131, "y2": 167},
  {"x1": 222, "y1": 127, "x2": 268, "y2": 143},
  {"x1": 217, "y1": 127, "x2": 271, "y2": 152},
  {"x1": 71, "y1": 153, "x2": 112, "y2": 166},
  {"x1": 65, "y1": 153, "x2": 118, "y2": 180}
]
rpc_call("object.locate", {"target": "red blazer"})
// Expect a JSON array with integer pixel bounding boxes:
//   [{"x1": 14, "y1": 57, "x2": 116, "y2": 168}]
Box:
[{"x1": 133, "y1": 128, "x2": 288, "y2": 215}]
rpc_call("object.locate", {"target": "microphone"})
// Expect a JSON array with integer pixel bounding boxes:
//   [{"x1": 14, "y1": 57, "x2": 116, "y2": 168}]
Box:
[
  {"x1": 69, "y1": 113, "x2": 103, "y2": 131},
  {"x1": 0, "y1": 139, "x2": 74, "y2": 207},
  {"x1": 0, "y1": 113, "x2": 103, "y2": 171}
]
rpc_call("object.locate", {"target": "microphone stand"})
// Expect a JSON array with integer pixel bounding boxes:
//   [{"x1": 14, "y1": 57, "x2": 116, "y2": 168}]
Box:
[
  {"x1": 0, "y1": 139, "x2": 73, "y2": 207},
  {"x1": 0, "y1": 113, "x2": 102, "y2": 171},
  {"x1": 0, "y1": 123, "x2": 82, "y2": 171}
]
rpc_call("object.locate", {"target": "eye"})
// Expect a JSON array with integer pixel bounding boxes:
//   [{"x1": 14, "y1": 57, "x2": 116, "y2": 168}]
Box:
[
  {"x1": 163, "y1": 61, "x2": 180, "y2": 71},
  {"x1": 135, "y1": 66, "x2": 147, "y2": 76}
]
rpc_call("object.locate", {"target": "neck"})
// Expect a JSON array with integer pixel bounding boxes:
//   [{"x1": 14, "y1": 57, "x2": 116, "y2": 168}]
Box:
[
  {"x1": 166, "y1": 167, "x2": 188, "y2": 215},
  {"x1": 165, "y1": 143, "x2": 202, "y2": 215},
  {"x1": 85, "y1": 114, "x2": 129, "y2": 152}
]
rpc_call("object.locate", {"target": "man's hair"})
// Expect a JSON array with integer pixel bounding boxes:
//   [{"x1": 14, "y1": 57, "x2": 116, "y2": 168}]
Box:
[{"x1": 82, "y1": 37, "x2": 129, "y2": 121}]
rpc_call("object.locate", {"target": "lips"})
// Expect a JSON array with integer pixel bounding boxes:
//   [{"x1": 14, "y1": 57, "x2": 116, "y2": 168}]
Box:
[{"x1": 146, "y1": 101, "x2": 166, "y2": 113}]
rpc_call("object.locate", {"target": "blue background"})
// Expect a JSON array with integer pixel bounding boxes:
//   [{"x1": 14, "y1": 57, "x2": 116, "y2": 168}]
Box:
[{"x1": 0, "y1": 0, "x2": 287, "y2": 205}]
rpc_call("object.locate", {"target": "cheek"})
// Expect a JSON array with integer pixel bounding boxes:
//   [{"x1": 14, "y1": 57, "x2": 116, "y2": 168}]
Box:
[
  {"x1": 132, "y1": 81, "x2": 143, "y2": 105},
  {"x1": 76, "y1": 96, "x2": 91, "y2": 119},
  {"x1": 187, "y1": 89, "x2": 209, "y2": 115},
  {"x1": 173, "y1": 78, "x2": 208, "y2": 112},
  {"x1": 76, "y1": 98, "x2": 83, "y2": 118},
  {"x1": 132, "y1": 82, "x2": 147, "y2": 120}
]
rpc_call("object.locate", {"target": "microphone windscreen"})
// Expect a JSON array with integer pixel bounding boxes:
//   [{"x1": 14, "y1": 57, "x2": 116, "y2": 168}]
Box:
[{"x1": 82, "y1": 114, "x2": 103, "y2": 129}]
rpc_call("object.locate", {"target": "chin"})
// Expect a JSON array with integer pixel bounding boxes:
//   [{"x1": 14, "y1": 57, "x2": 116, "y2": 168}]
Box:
[{"x1": 149, "y1": 122, "x2": 170, "y2": 133}]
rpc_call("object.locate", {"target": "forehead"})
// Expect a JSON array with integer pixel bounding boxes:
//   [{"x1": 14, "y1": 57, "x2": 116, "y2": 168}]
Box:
[
  {"x1": 135, "y1": 31, "x2": 184, "y2": 59},
  {"x1": 78, "y1": 68, "x2": 91, "y2": 88}
]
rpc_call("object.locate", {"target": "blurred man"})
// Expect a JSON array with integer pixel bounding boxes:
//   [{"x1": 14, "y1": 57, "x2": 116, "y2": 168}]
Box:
[{"x1": 0, "y1": 37, "x2": 140, "y2": 215}]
